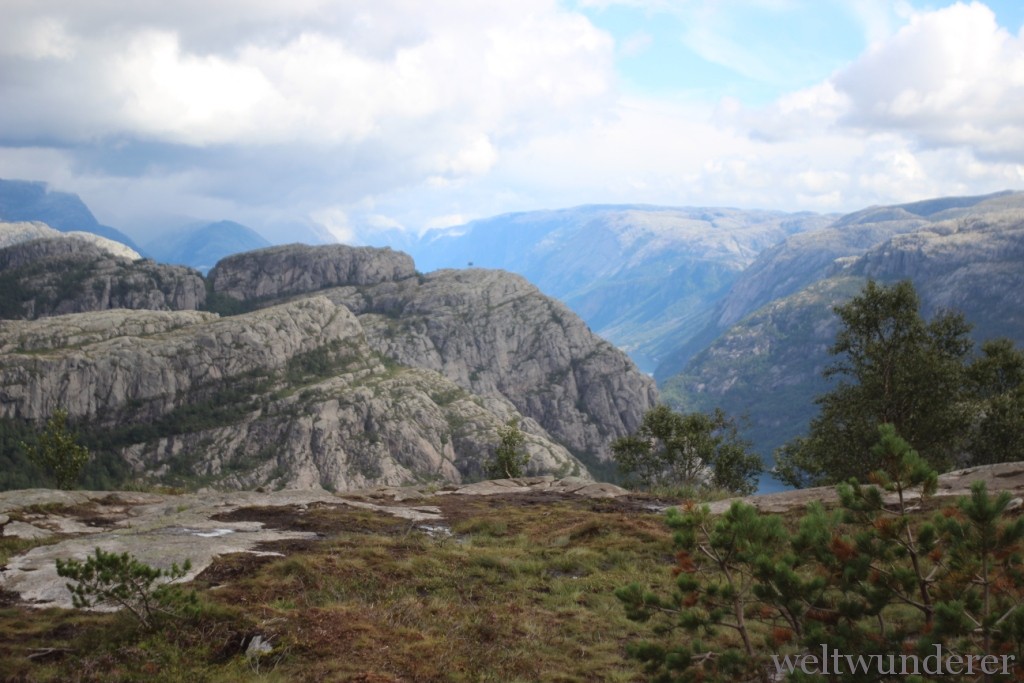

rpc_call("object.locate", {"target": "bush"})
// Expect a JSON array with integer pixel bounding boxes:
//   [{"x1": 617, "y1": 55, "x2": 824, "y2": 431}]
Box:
[
  {"x1": 619, "y1": 425, "x2": 1024, "y2": 682},
  {"x1": 56, "y1": 548, "x2": 198, "y2": 630}
]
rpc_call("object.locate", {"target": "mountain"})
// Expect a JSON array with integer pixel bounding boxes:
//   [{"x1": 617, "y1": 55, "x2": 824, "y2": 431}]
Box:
[
  {"x1": 0, "y1": 220, "x2": 141, "y2": 260},
  {"x1": 0, "y1": 179, "x2": 144, "y2": 253},
  {"x1": 0, "y1": 225, "x2": 205, "y2": 318},
  {"x1": 145, "y1": 220, "x2": 272, "y2": 273},
  {"x1": 663, "y1": 192, "x2": 1024, "y2": 470},
  {"x1": 405, "y1": 205, "x2": 833, "y2": 372},
  {"x1": 653, "y1": 191, "x2": 1020, "y2": 381},
  {"x1": 0, "y1": 243, "x2": 655, "y2": 491}
]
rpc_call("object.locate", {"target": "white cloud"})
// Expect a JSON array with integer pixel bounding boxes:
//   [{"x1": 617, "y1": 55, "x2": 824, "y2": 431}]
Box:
[
  {"x1": 0, "y1": 16, "x2": 78, "y2": 60},
  {"x1": 620, "y1": 31, "x2": 653, "y2": 56},
  {"x1": 834, "y1": 1, "x2": 1024, "y2": 158},
  {"x1": 310, "y1": 206, "x2": 356, "y2": 243},
  {"x1": 2, "y1": 0, "x2": 1023, "y2": 243},
  {"x1": 1, "y1": 1, "x2": 613, "y2": 149}
]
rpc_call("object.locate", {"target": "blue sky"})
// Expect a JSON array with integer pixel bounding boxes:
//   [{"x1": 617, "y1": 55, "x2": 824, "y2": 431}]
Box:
[
  {"x1": 581, "y1": 1, "x2": 1024, "y2": 98},
  {"x1": 1, "y1": 1, "x2": 1023, "y2": 244}
]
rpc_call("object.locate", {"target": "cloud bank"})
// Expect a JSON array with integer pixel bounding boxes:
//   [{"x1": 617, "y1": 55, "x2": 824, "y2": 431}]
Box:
[{"x1": 0, "y1": 0, "x2": 1021, "y2": 242}]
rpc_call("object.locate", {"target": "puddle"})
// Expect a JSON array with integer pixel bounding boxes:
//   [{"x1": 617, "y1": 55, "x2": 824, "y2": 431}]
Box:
[
  {"x1": 416, "y1": 524, "x2": 452, "y2": 538},
  {"x1": 159, "y1": 527, "x2": 236, "y2": 538},
  {"x1": 194, "y1": 528, "x2": 234, "y2": 538}
]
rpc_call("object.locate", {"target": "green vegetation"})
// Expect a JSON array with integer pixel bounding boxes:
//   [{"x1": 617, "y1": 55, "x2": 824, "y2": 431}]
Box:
[
  {"x1": 0, "y1": 257, "x2": 98, "y2": 319},
  {"x1": 83, "y1": 374, "x2": 271, "y2": 455},
  {"x1": 776, "y1": 280, "x2": 1024, "y2": 488},
  {"x1": 618, "y1": 424, "x2": 1024, "y2": 682},
  {"x1": 56, "y1": 549, "x2": 198, "y2": 631},
  {"x1": 965, "y1": 337, "x2": 1024, "y2": 466},
  {"x1": 0, "y1": 495, "x2": 681, "y2": 682},
  {"x1": 0, "y1": 417, "x2": 46, "y2": 490},
  {"x1": 612, "y1": 405, "x2": 762, "y2": 495},
  {"x1": 21, "y1": 409, "x2": 90, "y2": 490},
  {"x1": 486, "y1": 417, "x2": 530, "y2": 479}
]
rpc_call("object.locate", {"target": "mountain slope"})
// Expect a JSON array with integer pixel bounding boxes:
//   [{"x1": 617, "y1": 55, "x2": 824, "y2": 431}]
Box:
[
  {"x1": 210, "y1": 245, "x2": 658, "y2": 470},
  {"x1": 1, "y1": 244, "x2": 656, "y2": 491},
  {"x1": 145, "y1": 220, "x2": 272, "y2": 273},
  {"x1": 407, "y1": 205, "x2": 832, "y2": 372},
  {"x1": 663, "y1": 197, "x2": 1024, "y2": 470},
  {"x1": 0, "y1": 179, "x2": 143, "y2": 253},
  {"x1": 0, "y1": 234, "x2": 205, "y2": 318}
]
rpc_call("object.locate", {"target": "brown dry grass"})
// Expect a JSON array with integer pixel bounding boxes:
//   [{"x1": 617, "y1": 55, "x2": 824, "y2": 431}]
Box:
[{"x1": 0, "y1": 493, "x2": 677, "y2": 682}]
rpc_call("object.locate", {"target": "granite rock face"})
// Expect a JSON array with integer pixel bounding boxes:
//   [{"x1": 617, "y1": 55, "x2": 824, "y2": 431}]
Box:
[
  {"x1": 207, "y1": 243, "x2": 416, "y2": 301},
  {"x1": 0, "y1": 297, "x2": 585, "y2": 490},
  {"x1": 0, "y1": 236, "x2": 205, "y2": 317},
  {"x1": 0, "y1": 242, "x2": 656, "y2": 491},
  {"x1": 322, "y1": 268, "x2": 659, "y2": 462}
]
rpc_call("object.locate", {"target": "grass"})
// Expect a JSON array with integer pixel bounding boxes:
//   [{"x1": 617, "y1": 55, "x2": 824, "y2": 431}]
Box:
[
  {"x1": 0, "y1": 494, "x2": 678, "y2": 682},
  {"x1": 0, "y1": 536, "x2": 61, "y2": 570}
]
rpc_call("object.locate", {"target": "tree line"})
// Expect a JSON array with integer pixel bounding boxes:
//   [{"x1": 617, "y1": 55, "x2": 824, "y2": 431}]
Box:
[{"x1": 613, "y1": 279, "x2": 1024, "y2": 495}]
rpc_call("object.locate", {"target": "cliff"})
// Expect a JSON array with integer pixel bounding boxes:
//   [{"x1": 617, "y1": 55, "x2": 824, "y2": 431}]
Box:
[
  {"x1": 207, "y1": 243, "x2": 416, "y2": 301},
  {"x1": 1, "y1": 243, "x2": 656, "y2": 491},
  {"x1": 0, "y1": 235, "x2": 205, "y2": 318}
]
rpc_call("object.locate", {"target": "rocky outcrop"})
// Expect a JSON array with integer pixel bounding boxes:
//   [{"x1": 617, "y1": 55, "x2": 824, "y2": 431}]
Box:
[
  {"x1": 0, "y1": 297, "x2": 585, "y2": 491},
  {"x1": 0, "y1": 297, "x2": 360, "y2": 421},
  {"x1": 322, "y1": 268, "x2": 659, "y2": 463},
  {"x1": 0, "y1": 475, "x2": 632, "y2": 609},
  {"x1": 0, "y1": 241, "x2": 653, "y2": 491},
  {"x1": 0, "y1": 221, "x2": 61, "y2": 249},
  {"x1": 0, "y1": 236, "x2": 205, "y2": 318},
  {"x1": 207, "y1": 243, "x2": 416, "y2": 301},
  {"x1": 1, "y1": 219, "x2": 142, "y2": 262}
]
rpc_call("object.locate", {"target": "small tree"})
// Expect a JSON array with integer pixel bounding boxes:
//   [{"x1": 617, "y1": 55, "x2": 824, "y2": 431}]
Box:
[
  {"x1": 774, "y1": 280, "x2": 973, "y2": 487},
  {"x1": 21, "y1": 409, "x2": 90, "y2": 490},
  {"x1": 486, "y1": 418, "x2": 530, "y2": 479},
  {"x1": 620, "y1": 425, "x2": 1024, "y2": 682},
  {"x1": 612, "y1": 405, "x2": 761, "y2": 495},
  {"x1": 56, "y1": 548, "x2": 198, "y2": 631}
]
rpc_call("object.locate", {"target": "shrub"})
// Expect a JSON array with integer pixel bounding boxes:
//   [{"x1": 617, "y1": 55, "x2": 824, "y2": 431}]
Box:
[
  {"x1": 619, "y1": 424, "x2": 1024, "y2": 682},
  {"x1": 56, "y1": 547, "x2": 198, "y2": 630}
]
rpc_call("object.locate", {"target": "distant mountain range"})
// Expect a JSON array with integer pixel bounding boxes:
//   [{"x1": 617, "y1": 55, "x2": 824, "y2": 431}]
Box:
[
  {"x1": 0, "y1": 179, "x2": 143, "y2": 254},
  {"x1": 0, "y1": 179, "x2": 272, "y2": 273},
  {"x1": 662, "y1": 191, "x2": 1024, "y2": 470},
  {"x1": 407, "y1": 205, "x2": 833, "y2": 372},
  {"x1": 4, "y1": 177, "x2": 1023, "y2": 489},
  {"x1": 144, "y1": 220, "x2": 271, "y2": 273}
]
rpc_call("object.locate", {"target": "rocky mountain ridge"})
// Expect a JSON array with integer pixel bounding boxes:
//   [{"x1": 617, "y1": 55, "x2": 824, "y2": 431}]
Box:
[
  {"x1": 664, "y1": 194, "x2": 1024, "y2": 469},
  {"x1": 0, "y1": 231, "x2": 206, "y2": 319},
  {"x1": 208, "y1": 243, "x2": 417, "y2": 301},
  {"x1": 406, "y1": 205, "x2": 833, "y2": 372},
  {"x1": 0, "y1": 241, "x2": 655, "y2": 492}
]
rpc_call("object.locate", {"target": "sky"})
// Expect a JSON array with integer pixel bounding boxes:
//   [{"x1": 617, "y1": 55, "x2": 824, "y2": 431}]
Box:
[{"x1": 2, "y1": 0, "x2": 1024, "y2": 245}]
